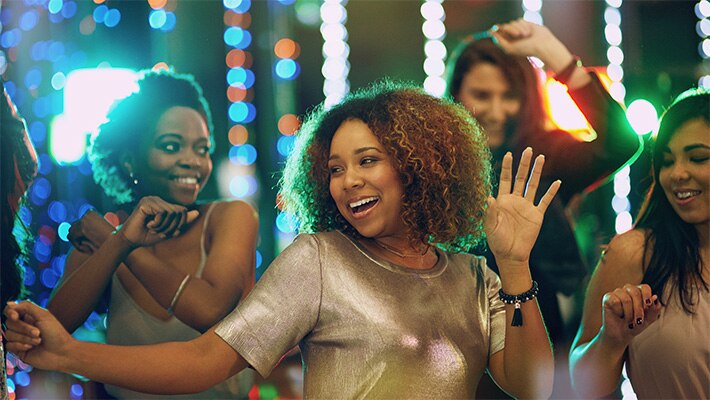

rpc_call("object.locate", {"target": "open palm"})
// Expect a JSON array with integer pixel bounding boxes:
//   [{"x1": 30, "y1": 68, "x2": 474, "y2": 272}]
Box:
[{"x1": 484, "y1": 148, "x2": 560, "y2": 264}]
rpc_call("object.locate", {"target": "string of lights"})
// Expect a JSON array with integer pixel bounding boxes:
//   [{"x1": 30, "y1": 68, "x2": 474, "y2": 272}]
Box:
[
  {"x1": 421, "y1": 0, "x2": 446, "y2": 97},
  {"x1": 320, "y1": 0, "x2": 349, "y2": 109}
]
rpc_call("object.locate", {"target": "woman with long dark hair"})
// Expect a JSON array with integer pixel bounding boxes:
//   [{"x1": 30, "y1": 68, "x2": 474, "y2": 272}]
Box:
[{"x1": 570, "y1": 88, "x2": 709, "y2": 399}]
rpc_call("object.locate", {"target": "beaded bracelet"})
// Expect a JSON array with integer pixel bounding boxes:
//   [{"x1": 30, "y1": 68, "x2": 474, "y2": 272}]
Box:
[
  {"x1": 498, "y1": 280, "x2": 539, "y2": 327},
  {"x1": 553, "y1": 55, "x2": 583, "y2": 86}
]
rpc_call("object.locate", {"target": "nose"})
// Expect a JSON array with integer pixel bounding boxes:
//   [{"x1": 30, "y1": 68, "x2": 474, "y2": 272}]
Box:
[
  {"x1": 179, "y1": 151, "x2": 202, "y2": 168},
  {"x1": 669, "y1": 162, "x2": 690, "y2": 182},
  {"x1": 486, "y1": 97, "x2": 506, "y2": 123},
  {"x1": 342, "y1": 168, "x2": 364, "y2": 190}
]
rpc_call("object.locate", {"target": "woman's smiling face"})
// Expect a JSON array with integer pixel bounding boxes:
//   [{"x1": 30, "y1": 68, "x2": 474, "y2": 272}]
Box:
[{"x1": 327, "y1": 119, "x2": 407, "y2": 239}]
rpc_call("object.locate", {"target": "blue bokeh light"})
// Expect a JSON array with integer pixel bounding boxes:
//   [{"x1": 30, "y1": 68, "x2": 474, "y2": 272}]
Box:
[
  {"x1": 19, "y1": 9, "x2": 39, "y2": 31},
  {"x1": 224, "y1": 27, "x2": 252, "y2": 49},
  {"x1": 161, "y1": 11, "x2": 176, "y2": 32},
  {"x1": 38, "y1": 153, "x2": 53, "y2": 175},
  {"x1": 92, "y1": 5, "x2": 108, "y2": 24},
  {"x1": 48, "y1": 0, "x2": 63, "y2": 14},
  {"x1": 40, "y1": 268, "x2": 60, "y2": 288},
  {"x1": 277, "y1": 135, "x2": 295, "y2": 157},
  {"x1": 23, "y1": 267, "x2": 36, "y2": 287},
  {"x1": 274, "y1": 59, "x2": 300, "y2": 80},
  {"x1": 58, "y1": 221, "x2": 71, "y2": 242},
  {"x1": 30, "y1": 121, "x2": 47, "y2": 145},
  {"x1": 104, "y1": 8, "x2": 121, "y2": 27},
  {"x1": 224, "y1": 0, "x2": 251, "y2": 13},
  {"x1": 228, "y1": 144, "x2": 257, "y2": 165},
  {"x1": 14, "y1": 371, "x2": 30, "y2": 387},
  {"x1": 228, "y1": 102, "x2": 256, "y2": 123},
  {"x1": 62, "y1": 1, "x2": 77, "y2": 18},
  {"x1": 48, "y1": 200, "x2": 68, "y2": 223},
  {"x1": 149, "y1": 9, "x2": 167, "y2": 29},
  {"x1": 1, "y1": 29, "x2": 22, "y2": 48}
]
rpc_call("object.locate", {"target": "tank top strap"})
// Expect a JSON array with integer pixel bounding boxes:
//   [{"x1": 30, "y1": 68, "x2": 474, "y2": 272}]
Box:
[{"x1": 196, "y1": 202, "x2": 218, "y2": 277}]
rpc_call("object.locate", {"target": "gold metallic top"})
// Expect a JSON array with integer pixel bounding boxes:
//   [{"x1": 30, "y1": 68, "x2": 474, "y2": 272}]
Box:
[{"x1": 216, "y1": 231, "x2": 506, "y2": 399}]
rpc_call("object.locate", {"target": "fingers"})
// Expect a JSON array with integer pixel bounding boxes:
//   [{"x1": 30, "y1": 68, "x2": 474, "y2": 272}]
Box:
[
  {"x1": 512, "y1": 147, "x2": 533, "y2": 196},
  {"x1": 536, "y1": 180, "x2": 561, "y2": 213},
  {"x1": 608, "y1": 284, "x2": 657, "y2": 330},
  {"x1": 497, "y1": 152, "x2": 513, "y2": 197},
  {"x1": 524, "y1": 154, "x2": 545, "y2": 201}
]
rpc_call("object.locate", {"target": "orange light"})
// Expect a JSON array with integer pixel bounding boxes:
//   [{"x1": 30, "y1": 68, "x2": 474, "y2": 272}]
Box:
[
  {"x1": 224, "y1": 10, "x2": 252, "y2": 28},
  {"x1": 274, "y1": 38, "x2": 300, "y2": 59},
  {"x1": 148, "y1": 0, "x2": 168, "y2": 9},
  {"x1": 226, "y1": 49, "x2": 246, "y2": 68},
  {"x1": 227, "y1": 85, "x2": 248, "y2": 103},
  {"x1": 93, "y1": 0, "x2": 105, "y2": 4},
  {"x1": 229, "y1": 125, "x2": 249, "y2": 146},
  {"x1": 278, "y1": 114, "x2": 300, "y2": 136},
  {"x1": 152, "y1": 62, "x2": 170, "y2": 71}
]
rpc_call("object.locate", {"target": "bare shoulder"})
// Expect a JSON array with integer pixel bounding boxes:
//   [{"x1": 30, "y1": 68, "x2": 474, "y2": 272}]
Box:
[
  {"x1": 204, "y1": 200, "x2": 258, "y2": 231},
  {"x1": 595, "y1": 228, "x2": 648, "y2": 286}
]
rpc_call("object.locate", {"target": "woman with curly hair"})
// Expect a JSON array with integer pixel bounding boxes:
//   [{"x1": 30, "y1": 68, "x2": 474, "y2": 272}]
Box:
[
  {"x1": 5, "y1": 81, "x2": 558, "y2": 398},
  {"x1": 570, "y1": 88, "x2": 709, "y2": 399},
  {"x1": 45, "y1": 69, "x2": 257, "y2": 398}
]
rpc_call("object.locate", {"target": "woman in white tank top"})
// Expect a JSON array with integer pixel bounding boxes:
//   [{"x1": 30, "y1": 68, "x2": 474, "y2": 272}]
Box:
[{"x1": 46, "y1": 69, "x2": 257, "y2": 399}]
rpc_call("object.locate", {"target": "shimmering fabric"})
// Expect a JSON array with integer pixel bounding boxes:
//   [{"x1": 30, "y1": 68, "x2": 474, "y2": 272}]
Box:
[
  {"x1": 215, "y1": 231, "x2": 506, "y2": 399},
  {"x1": 627, "y1": 287, "x2": 710, "y2": 399}
]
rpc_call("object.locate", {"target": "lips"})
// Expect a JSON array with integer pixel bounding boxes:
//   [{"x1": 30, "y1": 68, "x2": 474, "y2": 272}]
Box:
[
  {"x1": 671, "y1": 189, "x2": 702, "y2": 206},
  {"x1": 348, "y1": 196, "x2": 379, "y2": 217},
  {"x1": 171, "y1": 174, "x2": 201, "y2": 186}
]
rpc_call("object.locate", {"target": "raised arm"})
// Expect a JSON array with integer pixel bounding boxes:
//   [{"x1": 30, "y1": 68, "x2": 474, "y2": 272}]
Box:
[
  {"x1": 122, "y1": 200, "x2": 258, "y2": 331},
  {"x1": 484, "y1": 148, "x2": 558, "y2": 399},
  {"x1": 4, "y1": 301, "x2": 247, "y2": 394},
  {"x1": 492, "y1": 19, "x2": 641, "y2": 198},
  {"x1": 569, "y1": 230, "x2": 662, "y2": 398},
  {"x1": 48, "y1": 197, "x2": 197, "y2": 332}
]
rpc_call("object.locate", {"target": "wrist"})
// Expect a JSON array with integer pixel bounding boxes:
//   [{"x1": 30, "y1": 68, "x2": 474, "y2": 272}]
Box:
[
  {"x1": 598, "y1": 326, "x2": 630, "y2": 352},
  {"x1": 111, "y1": 228, "x2": 138, "y2": 251}
]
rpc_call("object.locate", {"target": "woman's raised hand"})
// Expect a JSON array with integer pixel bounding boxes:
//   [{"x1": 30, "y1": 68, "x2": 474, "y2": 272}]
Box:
[
  {"x1": 600, "y1": 283, "x2": 662, "y2": 346},
  {"x1": 117, "y1": 196, "x2": 199, "y2": 247},
  {"x1": 67, "y1": 210, "x2": 114, "y2": 254},
  {"x1": 484, "y1": 148, "x2": 560, "y2": 267}
]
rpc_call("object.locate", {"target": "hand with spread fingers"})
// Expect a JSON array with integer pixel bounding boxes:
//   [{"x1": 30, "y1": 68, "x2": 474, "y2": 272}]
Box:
[
  {"x1": 484, "y1": 147, "x2": 561, "y2": 266},
  {"x1": 601, "y1": 284, "x2": 662, "y2": 345}
]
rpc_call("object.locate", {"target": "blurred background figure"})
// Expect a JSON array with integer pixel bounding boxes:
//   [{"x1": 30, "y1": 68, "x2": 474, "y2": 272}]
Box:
[
  {"x1": 1, "y1": 80, "x2": 38, "y2": 399},
  {"x1": 571, "y1": 87, "x2": 709, "y2": 399},
  {"x1": 446, "y1": 19, "x2": 641, "y2": 398},
  {"x1": 46, "y1": 70, "x2": 257, "y2": 399}
]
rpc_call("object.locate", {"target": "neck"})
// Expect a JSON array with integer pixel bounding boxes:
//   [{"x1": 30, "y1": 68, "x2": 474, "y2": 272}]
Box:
[{"x1": 364, "y1": 236, "x2": 436, "y2": 270}]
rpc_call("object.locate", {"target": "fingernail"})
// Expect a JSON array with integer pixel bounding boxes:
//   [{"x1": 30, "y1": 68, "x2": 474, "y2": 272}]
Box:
[
  {"x1": 31, "y1": 329, "x2": 39, "y2": 337},
  {"x1": 636, "y1": 318, "x2": 643, "y2": 325},
  {"x1": 628, "y1": 323, "x2": 634, "y2": 329}
]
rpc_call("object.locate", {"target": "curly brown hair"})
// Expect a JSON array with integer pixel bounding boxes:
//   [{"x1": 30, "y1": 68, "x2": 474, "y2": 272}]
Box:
[{"x1": 280, "y1": 80, "x2": 492, "y2": 252}]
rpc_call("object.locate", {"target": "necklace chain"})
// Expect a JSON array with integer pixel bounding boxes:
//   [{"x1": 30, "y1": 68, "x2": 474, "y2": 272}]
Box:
[{"x1": 372, "y1": 239, "x2": 430, "y2": 258}]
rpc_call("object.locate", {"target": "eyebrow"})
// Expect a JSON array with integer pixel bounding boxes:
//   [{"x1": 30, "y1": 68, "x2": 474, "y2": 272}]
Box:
[
  {"x1": 328, "y1": 146, "x2": 383, "y2": 161},
  {"x1": 662, "y1": 143, "x2": 710, "y2": 153}
]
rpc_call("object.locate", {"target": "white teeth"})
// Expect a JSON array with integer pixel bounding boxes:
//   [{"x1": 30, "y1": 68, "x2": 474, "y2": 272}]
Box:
[
  {"x1": 676, "y1": 191, "x2": 699, "y2": 199},
  {"x1": 174, "y1": 177, "x2": 198, "y2": 185},
  {"x1": 349, "y1": 196, "x2": 378, "y2": 209}
]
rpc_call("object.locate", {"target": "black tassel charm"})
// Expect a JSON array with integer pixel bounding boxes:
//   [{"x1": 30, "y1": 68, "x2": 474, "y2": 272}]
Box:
[
  {"x1": 512, "y1": 302, "x2": 523, "y2": 326},
  {"x1": 498, "y1": 281, "x2": 539, "y2": 327}
]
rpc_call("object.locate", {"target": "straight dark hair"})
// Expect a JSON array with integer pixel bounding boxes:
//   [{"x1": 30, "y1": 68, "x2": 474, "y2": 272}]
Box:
[{"x1": 636, "y1": 87, "x2": 710, "y2": 313}]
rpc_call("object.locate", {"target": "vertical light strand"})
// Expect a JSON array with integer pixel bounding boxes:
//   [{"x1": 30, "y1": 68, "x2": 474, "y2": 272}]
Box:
[
  {"x1": 421, "y1": 0, "x2": 446, "y2": 97},
  {"x1": 522, "y1": 0, "x2": 544, "y2": 68},
  {"x1": 222, "y1": 0, "x2": 260, "y2": 267},
  {"x1": 697, "y1": 0, "x2": 710, "y2": 87},
  {"x1": 522, "y1": 0, "x2": 543, "y2": 25},
  {"x1": 271, "y1": 0, "x2": 302, "y2": 253},
  {"x1": 320, "y1": 0, "x2": 349, "y2": 109},
  {"x1": 603, "y1": 0, "x2": 632, "y2": 235}
]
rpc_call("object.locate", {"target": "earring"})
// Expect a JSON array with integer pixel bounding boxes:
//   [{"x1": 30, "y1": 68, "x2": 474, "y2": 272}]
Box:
[{"x1": 129, "y1": 171, "x2": 139, "y2": 186}]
